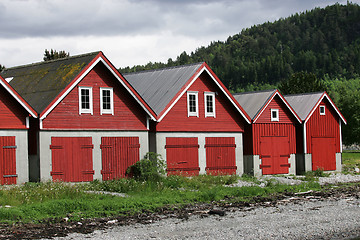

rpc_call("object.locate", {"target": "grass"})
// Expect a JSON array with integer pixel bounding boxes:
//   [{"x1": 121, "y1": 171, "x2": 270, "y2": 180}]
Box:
[
  {"x1": 0, "y1": 175, "x2": 323, "y2": 224},
  {"x1": 342, "y1": 150, "x2": 360, "y2": 174}
]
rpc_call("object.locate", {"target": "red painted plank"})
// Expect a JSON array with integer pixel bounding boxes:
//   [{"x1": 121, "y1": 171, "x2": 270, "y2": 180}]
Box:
[
  {"x1": 311, "y1": 137, "x2": 336, "y2": 171},
  {"x1": 205, "y1": 137, "x2": 236, "y2": 175},
  {"x1": 260, "y1": 136, "x2": 290, "y2": 175},
  {"x1": 166, "y1": 137, "x2": 200, "y2": 176},
  {"x1": 0, "y1": 136, "x2": 17, "y2": 185},
  {"x1": 101, "y1": 137, "x2": 140, "y2": 180}
]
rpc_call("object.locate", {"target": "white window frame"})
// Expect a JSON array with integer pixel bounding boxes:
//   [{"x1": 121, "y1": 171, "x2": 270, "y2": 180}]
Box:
[
  {"x1": 204, "y1": 92, "x2": 216, "y2": 118},
  {"x1": 187, "y1": 91, "x2": 199, "y2": 117},
  {"x1": 319, "y1": 105, "x2": 325, "y2": 115},
  {"x1": 78, "y1": 86, "x2": 93, "y2": 115},
  {"x1": 100, "y1": 87, "x2": 114, "y2": 115},
  {"x1": 271, "y1": 109, "x2": 279, "y2": 122}
]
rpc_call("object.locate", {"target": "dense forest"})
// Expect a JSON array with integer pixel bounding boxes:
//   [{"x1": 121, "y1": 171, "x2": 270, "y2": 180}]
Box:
[{"x1": 119, "y1": 3, "x2": 360, "y2": 145}]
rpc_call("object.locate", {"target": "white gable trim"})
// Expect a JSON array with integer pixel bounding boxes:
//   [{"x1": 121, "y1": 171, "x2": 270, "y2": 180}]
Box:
[
  {"x1": 253, "y1": 91, "x2": 301, "y2": 124},
  {"x1": 304, "y1": 92, "x2": 346, "y2": 124},
  {"x1": 40, "y1": 57, "x2": 156, "y2": 121},
  {"x1": 157, "y1": 66, "x2": 251, "y2": 124},
  {"x1": 0, "y1": 79, "x2": 37, "y2": 118}
]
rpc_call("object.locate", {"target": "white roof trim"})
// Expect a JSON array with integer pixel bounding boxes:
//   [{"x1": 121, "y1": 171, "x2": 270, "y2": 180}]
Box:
[
  {"x1": 253, "y1": 91, "x2": 301, "y2": 124},
  {"x1": 304, "y1": 92, "x2": 346, "y2": 124},
  {"x1": 157, "y1": 66, "x2": 251, "y2": 124},
  {"x1": 0, "y1": 79, "x2": 37, "y2": 118},
  {"x1": 40, "y1": 57, "x2": 156, "y2": 121}
]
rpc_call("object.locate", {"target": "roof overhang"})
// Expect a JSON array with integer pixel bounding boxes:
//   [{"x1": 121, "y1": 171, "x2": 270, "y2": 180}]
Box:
[
  {"x1": 0, "y1": 75, "x2": 37, "y2": 118},
  {"x1": 156, "y1": 62, "x2": 251, "y2": 124},
  {"x1": 253, "y1": 90, "x2": 302, "y2": 124},
  {"x1": 39, "y1": 52, "x2": 157, "y2": 121},
  {"x1": 304, "y1": 92, "x2": 347, "y2": 124}
]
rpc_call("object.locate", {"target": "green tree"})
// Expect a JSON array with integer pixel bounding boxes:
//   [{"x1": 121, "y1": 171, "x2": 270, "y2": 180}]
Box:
[
  {"x1": 278, "y1": 71, "x2": 326, "y2": 95},
  {"x1": 43, "y1": 49, "x2": 70, "y2": 61}
]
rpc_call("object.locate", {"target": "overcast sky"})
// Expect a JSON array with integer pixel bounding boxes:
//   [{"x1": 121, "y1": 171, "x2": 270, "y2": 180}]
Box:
[{"x1": 0, "y1": 0, "x2": 356, "y2": 69}]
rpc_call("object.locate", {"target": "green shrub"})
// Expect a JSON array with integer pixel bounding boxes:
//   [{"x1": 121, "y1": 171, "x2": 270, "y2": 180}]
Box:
[{"x1": 126, "y1": 152, "x2": 166, "y2": 181}]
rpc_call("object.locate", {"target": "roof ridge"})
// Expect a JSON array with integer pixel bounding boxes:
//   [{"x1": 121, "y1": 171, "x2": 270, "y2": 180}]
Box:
[
  {"x1": 3, "y1": 51, "x2": 101, "y2": 71},
  {"x1": 232, "y1": 89, "x2": 276, "y2": 96},
  {"x1": 284, "y1": 91, "x2": 324, "y2": 97},
  {"x1": 123, "y1": 62, "x2": 204, "y2": 76}
]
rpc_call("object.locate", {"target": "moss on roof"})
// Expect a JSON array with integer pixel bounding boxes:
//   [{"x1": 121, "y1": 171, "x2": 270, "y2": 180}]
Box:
[{"x1": 0, "y1": 52, "x2": 100, "y2": 113}]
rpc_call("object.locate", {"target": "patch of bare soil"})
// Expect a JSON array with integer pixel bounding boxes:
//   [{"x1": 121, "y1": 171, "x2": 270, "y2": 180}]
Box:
[{"x1": 0, "y1": 184, "x2": 359, "y2": 240}]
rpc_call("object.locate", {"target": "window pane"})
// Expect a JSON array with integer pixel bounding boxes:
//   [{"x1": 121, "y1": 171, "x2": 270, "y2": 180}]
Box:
[
  {"x1": 102, "y1": 90, "x2": 111, "y2": 110},
  {"x1": 206, "y1": 95, "x2": 213, "y2": 113},
  {"x1": 189, "y1": 94, "x2": 196, "y2": 112},
  {"x1": 81, "y1": 89, "x2": 89, "y2": 109}
]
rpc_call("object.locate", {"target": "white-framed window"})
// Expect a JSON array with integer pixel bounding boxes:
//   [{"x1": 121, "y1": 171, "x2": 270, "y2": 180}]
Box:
[
  {"x1": 187, "y1": 91, "x2": 198, "y2": 117},
  {"x1": 319, "y1": 105, "x2": 325, "y2": 115},
  {"x1": 79, "y1": 86, "x2": 93, "y2": 115},
  {"x1": 100, "y1": 87, "x2": 114, "y2": 115},
  {"x1": 204, "y1": 92, "x2": 216, "y2": 118},
  {"x1": 271, "y1": 109, "x2": 279, "y2": 122}
]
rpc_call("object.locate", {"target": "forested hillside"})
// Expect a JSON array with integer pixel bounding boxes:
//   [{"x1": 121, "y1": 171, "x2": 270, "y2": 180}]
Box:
[
  {"x1": 120, "y1": 3, "x2": 360, "y2": 145},
  {"x1": 120, "y1": 3, "x2": 360, "y2": 90}
]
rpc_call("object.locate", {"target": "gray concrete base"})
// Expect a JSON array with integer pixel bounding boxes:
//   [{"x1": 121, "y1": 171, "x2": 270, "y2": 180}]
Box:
[
  {"x1": 304, "y1": 153, "x2": 312, "y2": 172},
  {"x1": 243, "y1": 155, "x2": 254, "y2": 176},
  {"x1": 154, "y1": 132, "x2": 244, "y2": 176},
  {"x1": 39, "y1": 130, "x2": 149, "y2": 182},
  {"x1": 29, "y1": 155, "x2": 39, "y2": 182},
  {"x1": 288, "y1": 154, "x2": 296, "y2": 175},
  {"x1": 336, "y1": 152, "x2": 342, "y2": 172}
]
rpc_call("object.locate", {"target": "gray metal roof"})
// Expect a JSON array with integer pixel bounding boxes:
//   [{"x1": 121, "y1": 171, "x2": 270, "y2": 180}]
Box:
[
  {"x1": 232, "y1": 90, "x2": 276, "y2": 120},
  {"x1": 123, "y1": 63, "x2": 204, "y2": 116},
  {"x1": 0, "y1": 52, "x2": 100, "y2": 114},
  {"x1": 284, "y1": 92, "x2": 324, "y2": 121}
]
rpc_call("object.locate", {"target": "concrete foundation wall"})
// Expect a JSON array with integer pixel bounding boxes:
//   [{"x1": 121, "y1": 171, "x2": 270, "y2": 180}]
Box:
[
  {"x1": 336, "y1": 152, "x2": 342, "y2": 172},
  {"x1": 39, "y1": 131, "x2": 149, "y2": 182},
  {"x1": 154, "y1": 132, "x2": 244, "y2": 176},
  {"x1": 0, "y1": 130, "x2": 29, "y2": 184}
]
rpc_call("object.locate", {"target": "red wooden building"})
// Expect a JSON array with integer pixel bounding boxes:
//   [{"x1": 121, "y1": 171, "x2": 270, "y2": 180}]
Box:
[
  {"x1": 285, "y1": 92, "x2": 346, "y2": 173},
  {"x1": 125, "y1": 63, "x2": 251, "y2": 176},
  {"x1": 0, "y1": 75, "x2": 37, "y2": 184},
  {"x1": 1, "y1": 52, "x2": 156, "y2": 182},
  {"x1": 233, "y1": 90, "x2": 301, "y2": 176}
]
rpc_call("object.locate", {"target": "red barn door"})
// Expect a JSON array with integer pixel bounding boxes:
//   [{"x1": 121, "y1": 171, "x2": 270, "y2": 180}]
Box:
[
  {"x1": 50, "y1": 137, "x2": 94, "y2": 182},
  {"x1": 165, "y1": 137, "x2": 200, "y2": 176},
  {"x1": 260, "y1": 136, "x2": 290, "y2": 175},
  {"x1": 205, "y1": 137, "x2": 236, "y2": 175},
  {"x1": 101, "y1": 137, "x2": 140, "y2": 180},
  {"x1": 0, "y1": 136, "x2": 17, "y2": 185},
  {"x1": 311, "y1": 137, "x2": 336, "y2": 171}
]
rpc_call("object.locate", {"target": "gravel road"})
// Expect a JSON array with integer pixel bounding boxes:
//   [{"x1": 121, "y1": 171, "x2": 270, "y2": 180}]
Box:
[{"x1": 57, "y1": 194, "x2": 360, "y2": 240}]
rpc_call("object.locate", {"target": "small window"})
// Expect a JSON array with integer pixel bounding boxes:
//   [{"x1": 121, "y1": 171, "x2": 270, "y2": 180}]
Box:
[
  {"x1": 187, "y1": 91, "x2": 198, "y2": 117},
  {"x1": 320, "y1": 105, "x2": 325, "y2": 115},
  {"x1": 204, "y1": 92, "x2": 216, "y2": 117},
  {"x1": 79, "y1": 87, "x2": 93, "y2": 115},
  {"x1": 100, "y1": 88, "x2": 114, "y2": 115},
  {"x1": 271, "y1": 109, "x2": 279, "y2": 121}
]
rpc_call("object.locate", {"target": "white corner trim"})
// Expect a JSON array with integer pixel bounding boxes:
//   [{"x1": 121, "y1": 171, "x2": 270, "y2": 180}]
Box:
[
  {"x1": 303, "y1": 122, "x2": 307, "y2": 154},
  {"x1": 26, "y1": 116, "x2": 29, "y2": 129},
  {"x1": 40, "y1": 119, "x2": 43, "y2": 130},
  {"x1": 339, "y1": 119, "x2": 342, "y2": 153}
]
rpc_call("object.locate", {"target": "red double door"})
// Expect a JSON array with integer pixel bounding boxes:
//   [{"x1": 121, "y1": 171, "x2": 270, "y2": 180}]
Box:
[{"x1": 0, "y1": 136, "x2": 17, "y2": 185}]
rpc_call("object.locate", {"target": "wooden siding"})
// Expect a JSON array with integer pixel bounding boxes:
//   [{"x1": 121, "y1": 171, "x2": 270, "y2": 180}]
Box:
[
  {"x1": 165, "y1": 137, "x2": 200, "y2": 176},
  {"x1": 0, "y1": 136, "x2": 17, "y2": 185},
  {"x1": 155, "y1": 72, "x2": 245, "y2": 132},
  {"x1": 0, "y1": 86, "x2": 28, "y2": 129},
  {"x1": 256, "y1": 96, "x2": 295, "y2": 124},
  {"x1": 50, "y1": 137, "x2": 94, "y2": 182},
  {"x1": 205, "y1": 137, "x2": 236, "y2": 175},
  {"x1": 42, "y1": 63, "x2": 148, "y2": 130},
  {"x1": 259, "y1": 136, "x2": 290, "y2": 174},
  {"x1": 252, "y1": 123, "x2": 297, "y2": 155},
  {"x1": 306, "y1": 98, "x2": 341, "y2": 153},
  {"x1": 101, "y1": 137, "x2": 140, "y2": 180}
]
